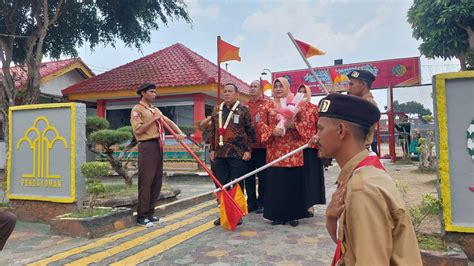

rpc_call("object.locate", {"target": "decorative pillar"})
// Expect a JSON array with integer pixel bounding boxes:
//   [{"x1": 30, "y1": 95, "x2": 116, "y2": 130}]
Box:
[
  {"x1": 96, "y1": 99, "x2": 106, "y2": 118},
  {"x1": 193, "y1": 94, "x2": 205, "y2": 142}
]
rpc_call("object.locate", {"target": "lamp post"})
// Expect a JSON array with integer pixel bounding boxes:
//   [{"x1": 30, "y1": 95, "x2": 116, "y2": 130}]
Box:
[{"x1": 260, "y1": 68, "x2": 272, "y2": 81}]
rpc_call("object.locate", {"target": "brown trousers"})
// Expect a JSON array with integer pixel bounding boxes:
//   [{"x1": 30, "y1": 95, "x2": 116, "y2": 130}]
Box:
[
  {"x1": 0, "y1": 210, "x2": 16, "y2": 250},
  {"x1": 137, "y1": 140, "x2": 163, "y2": 220}
]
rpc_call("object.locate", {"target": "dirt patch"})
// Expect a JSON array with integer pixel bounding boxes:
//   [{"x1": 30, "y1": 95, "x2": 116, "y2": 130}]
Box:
[{"x1": 386, "y1": 163, "x2": 440, "y2": 234}]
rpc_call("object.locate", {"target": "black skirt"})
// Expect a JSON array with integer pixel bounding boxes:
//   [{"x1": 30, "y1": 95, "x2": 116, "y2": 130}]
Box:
[
  {"x1": 263, "y1": 167, "x2": 307, "y2": 222},
  {"x1": 302, "y1": 148, "x2": 326, "y2": 207}
]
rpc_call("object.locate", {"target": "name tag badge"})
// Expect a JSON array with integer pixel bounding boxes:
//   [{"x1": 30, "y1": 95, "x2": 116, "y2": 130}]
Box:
[
  {"x1": 233, "y1": 114, "x2": 240, "y2": 124},
  {"x1": 255, "y1": 113, "x2": 260, "y2": 123}
]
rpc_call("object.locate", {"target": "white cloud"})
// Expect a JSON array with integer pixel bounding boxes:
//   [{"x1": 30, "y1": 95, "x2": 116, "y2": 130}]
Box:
[
  {"x1": 241, "y1": 1, "x2": 393, "y2": 62},
  {"x1": 233, "y1": 34, "x2": 245, "y2": 47},
  {"x1": 185, "y1": 0, "x2": 220, "y2": 19}
]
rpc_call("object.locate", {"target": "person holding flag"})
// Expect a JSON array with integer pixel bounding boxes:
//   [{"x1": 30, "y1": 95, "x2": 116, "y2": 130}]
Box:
[
  {"x1": 244, "y1": 80, "x2": 272, "y2": 214},
  {"x1": 130, "y1": 83, "x2": 187, "y2": 227},
  {"x1": 311, "y1": 93, "x2": 421, "y2": 265},
  {"x1": 209, "y1": 83, "x2": 256, "y2": 226},
  {"x1": 258, "y1": 77, "x2": 309, "y2": 227}
]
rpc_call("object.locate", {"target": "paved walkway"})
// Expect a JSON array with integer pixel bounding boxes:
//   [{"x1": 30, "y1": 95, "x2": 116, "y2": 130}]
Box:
[{"x1": 0, "y1": 166, "x2": 339, "y2": 265}]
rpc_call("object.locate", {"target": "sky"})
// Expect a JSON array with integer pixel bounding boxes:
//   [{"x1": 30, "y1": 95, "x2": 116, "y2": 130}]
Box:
[{"x1": 74, "y1": 0, "x2": 460, "y2": 112}]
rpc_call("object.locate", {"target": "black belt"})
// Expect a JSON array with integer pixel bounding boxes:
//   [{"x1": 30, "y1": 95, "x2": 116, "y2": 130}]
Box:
[{"x1": 139, "y1": 138, "x2": 159, "y2": 143}]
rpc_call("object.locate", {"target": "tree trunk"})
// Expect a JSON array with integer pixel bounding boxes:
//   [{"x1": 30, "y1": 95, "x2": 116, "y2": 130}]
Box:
[
  {"x1": 463, "y1": 26, "x2": 474, "y2": 50},
  {"x1": 105, "y1": 150, "x2": 133, "y2": 186},
  {"x1": 458, "y1": 53, "x2": 467, "y2": 71}
]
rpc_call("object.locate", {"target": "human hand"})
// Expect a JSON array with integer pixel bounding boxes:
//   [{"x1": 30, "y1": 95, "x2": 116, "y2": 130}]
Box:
[
  {"x1": 242, "y1": 151, "x2": 251, "y2": 161},
  {"x1": 152, "y1": 110, "x2": 163, "y2": 121},
  {"x1": 285, "y1": 120, "x2": 295, "y2": 128},
  {"x1": 272, "y1": 128, "x2": 284, "y2": 137},
  {"x1": 326, "y1": 181, "x2": 346, "y2": 219},
  {"x1": 210, "y1": 151, "x2": 215, "y2": 161},
  {"x1": 176, "y1": 133, "x2": 186, "y2": 142}
]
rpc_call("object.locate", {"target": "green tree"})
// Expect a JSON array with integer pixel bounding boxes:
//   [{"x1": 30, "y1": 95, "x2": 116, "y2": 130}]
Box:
[
  {"x1": 393, "y1": 100, "x2": 432, "y2": 118},
  {"x1": 0, "y1": 0, "x2": 191, "y2": 162},
  {"x1": 407, "y1": 0, "x2": 474, "y2": 70},
  {"x1": 81, "y1": 161, "x2": 108, "y2": 213},
  {"x1": 86, "y1": 117, "x2": 138, "y2": 186}
]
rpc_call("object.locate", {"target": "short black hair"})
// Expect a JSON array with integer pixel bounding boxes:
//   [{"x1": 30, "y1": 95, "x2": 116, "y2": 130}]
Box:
[
  {"x1": 332, "y1": 119, "x2": 370, "y2": 142},
  {"x1": 223, "y1": 83, "x2": 239, "y2": 92}
]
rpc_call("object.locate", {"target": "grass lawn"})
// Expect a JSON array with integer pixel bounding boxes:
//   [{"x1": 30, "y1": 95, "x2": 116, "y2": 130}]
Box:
[
  {"x1": 98, "y1": 183, "x2": 172, "y2": 198},
  {"x1": 417, "y1": 234, "x2": 447, "y2": 251},
  {"x1": 63, "y1": 208, "x2": 111, "y2": 218}
]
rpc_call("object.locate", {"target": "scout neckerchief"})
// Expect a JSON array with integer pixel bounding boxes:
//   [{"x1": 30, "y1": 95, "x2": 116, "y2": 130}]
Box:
[
  {"x1": 331, "y1": 152, "x2": 385, "y2": 266},
  {"x1": 218, "y1": 101, "x2": 240, "y2": 147},
  {"x1": 139, "y1": 102, "x2": 165, "y2": 149}
]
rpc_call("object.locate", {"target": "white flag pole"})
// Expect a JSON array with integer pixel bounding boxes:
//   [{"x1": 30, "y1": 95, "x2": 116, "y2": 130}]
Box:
[
  {"x1": 287, "y1": 32, "x2": 330, "y2": 95},
  {"x1": 213, "y1": 143, "x2": 309, "y2": 193}
]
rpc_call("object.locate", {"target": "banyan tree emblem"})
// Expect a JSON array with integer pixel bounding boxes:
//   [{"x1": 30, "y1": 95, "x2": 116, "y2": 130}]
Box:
[
  {"x1": 16, "y1": 116, "x2": 68, "y2": 179},
  {"x1": 468, "y1": 119, "x2": 474, "y2": 161}
]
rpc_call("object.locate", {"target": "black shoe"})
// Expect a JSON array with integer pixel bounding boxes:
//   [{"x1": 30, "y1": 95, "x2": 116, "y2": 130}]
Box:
[
  {"x1": 271, "y1": 220, "x2": 281, "y2": 226},
  {"x1": 306, "y1": 211, "x2": 314, "y2": 218},
  {"x1": 137, "y1": 218, "x2": 154, "y2": 228},
  {"x1": 148, "y1": 216, "x2": 160, "y2": 223},
  {"x1": 213, "y1": 218, "x2": 220, "y2": 226},
  {"x1": 255, "y1": 207, "x2": 264, "y2": 214},
  {"x1": 247, "y1": 205, "x2": 258, "y2": 213},
  {"x1": 289, "y1": 220, "x2": 299, "y2": 227},
  {"x1": 237, "y1": 219, "x2": 243, "y2": 226}
]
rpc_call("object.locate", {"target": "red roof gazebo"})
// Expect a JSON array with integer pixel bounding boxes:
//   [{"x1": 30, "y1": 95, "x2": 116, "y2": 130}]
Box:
[{"x1": 62, "y1": 43, "x2": 251, "y2": 141}]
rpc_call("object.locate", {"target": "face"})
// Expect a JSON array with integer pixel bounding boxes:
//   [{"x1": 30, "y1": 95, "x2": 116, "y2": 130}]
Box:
[
  {"x1": 141, "y1": 89, "x2": 157, "y2": 101},
  {"x1": 298, "y1": 86, "x2": 307, "y2": 98},
  {"x1": 315, "y1": 117, "x2": 342, "y2": 158},
  {"x1": 348, "y1": 79, "x2": 366, "y2": 97},
  {"x1": 249, "y1": 81, "x2": 261, "y2": 97},
  {"x1": 273, "y1": 81, "x2": 285, "y2": 98},
  {"x1": 223, "y1": 85, "x2": 238, "y2": 103}
]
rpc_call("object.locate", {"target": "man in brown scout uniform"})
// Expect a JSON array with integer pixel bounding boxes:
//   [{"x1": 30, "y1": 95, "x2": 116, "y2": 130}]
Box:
[
  {"x1": 131, "y1": 83, "x2": 186, "y2": 227},
  {"x1": 347, "y1": 70, "x2": 378, "y2": 154},
  {"x1": 311, "y1": 93, "x2": 422, "y2": 265},
  {"x1": 0, "y1": 210, "x2": 16, "y2": 250},
  {"x1": 209, "y1": 83, "x2": 256, "y2": 225},
  {"x1": 244, "y1": 80, "x2": 271, "y2": 214}
]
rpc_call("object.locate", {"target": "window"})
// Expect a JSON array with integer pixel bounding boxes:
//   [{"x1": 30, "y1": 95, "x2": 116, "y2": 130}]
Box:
[{"x1": 106, "y1": 109, "x2": 132, "y2": 129}]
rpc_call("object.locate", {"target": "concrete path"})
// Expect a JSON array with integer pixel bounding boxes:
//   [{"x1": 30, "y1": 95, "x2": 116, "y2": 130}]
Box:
[{"x1": 0, "y1": 166, "x2": 339, "y2": 265}]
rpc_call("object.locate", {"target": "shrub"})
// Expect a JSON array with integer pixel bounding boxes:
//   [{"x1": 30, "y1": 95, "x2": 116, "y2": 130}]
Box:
[
  {"x1": 86, "y1": 117, "x2": 109, "y2": 138},
  {"x1": 86, "y1": 117, "x2": 138, "y2": 186},
  {"x1": 395, "y1": 180, "x2": 408, "y2": 198},
  {"x1": 81, "y1": 162, "x2": 108, "y2": 212},
  {"x1": 410, "y1": 193, "x2": 441, "y2": 233},
  {"x1": 179, "y1": 125, "x2": 196, "y2": 136},
  {"x1": 89, "y1": 129, "x2": 132, "y2": 148}
]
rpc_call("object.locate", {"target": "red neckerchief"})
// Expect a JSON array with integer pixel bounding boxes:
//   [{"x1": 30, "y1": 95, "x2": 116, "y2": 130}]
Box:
[
  {"x1": 139, "y1": 102, "x2": 165, "y2": 149},
  {"x1": 331, "y1": 153, "x2": 385, "y2": 266}
]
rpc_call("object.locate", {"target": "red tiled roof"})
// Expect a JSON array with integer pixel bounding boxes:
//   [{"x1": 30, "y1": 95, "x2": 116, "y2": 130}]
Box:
[
  {"x1": 0, "y1": 58, "x2": 94, "y2": 88},
  {"x1": 62, "y1": 43, "x2": 250, "y2": 96}
]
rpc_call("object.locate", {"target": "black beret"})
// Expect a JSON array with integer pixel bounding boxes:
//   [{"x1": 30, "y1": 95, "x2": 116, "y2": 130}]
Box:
[
  {"x1": 136, "y1": 83, "x2": 156, "y2": 95},
  {"x1": 318, "y1": 93, "x2": 380, "y2": 128},
  {"x1": 347, "y1": 70, "x2": 376, "y2": 87}
]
